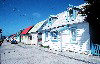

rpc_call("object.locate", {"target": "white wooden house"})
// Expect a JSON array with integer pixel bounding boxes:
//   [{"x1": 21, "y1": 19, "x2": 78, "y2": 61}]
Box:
[
  {"x1": 20, "y1": 26, "x2": 33, "y2": 44},
  {"x1": 28, "y1": 20, "x2": 47, "y2": 45},
  {"x1": 41, "y1": 3, "x2": 91, "y2": 54}
]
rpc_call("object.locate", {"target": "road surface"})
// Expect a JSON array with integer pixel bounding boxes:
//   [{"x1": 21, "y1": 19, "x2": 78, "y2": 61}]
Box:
[{"x1": 0, "y1": 40, "x2": 99, "y2": 64}]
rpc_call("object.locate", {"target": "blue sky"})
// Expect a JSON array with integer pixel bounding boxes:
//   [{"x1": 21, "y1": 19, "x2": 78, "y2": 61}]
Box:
[{"x1": 0, "y1": 0, "x2": 85, "y2": 36}]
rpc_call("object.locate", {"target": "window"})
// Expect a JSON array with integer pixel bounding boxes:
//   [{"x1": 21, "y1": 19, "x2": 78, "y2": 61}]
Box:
[
  {"x1": 49, "y1": 18, "x2": 52, "y2": 21},
  {"x1": 71, "y1": 28, "x2": 77, "y2": 43},
  {"x1": 51, "y1": 31, "x2": 58, "y2": 42},
  {"x1": 71, "y1": 28, "x2": 76, "y2": 40},
  {"x1": 51, "y1": 32, "x2": 58, "y2": 38},
  {"x1": 69, "y1": 9, "x2": 73, "y2": 17},
  {"x1": 52, "y1": 17, "x2": 58, "y2": 20},
  {"x1": 49, "y1": 17, "x2": 58, "y2": 21},
  {"x1": 28, "y1": 36, "x2": 32, "y2": 40},
  {"x1": 48, "y1": 17, "x2": 58, "y2": 26}
]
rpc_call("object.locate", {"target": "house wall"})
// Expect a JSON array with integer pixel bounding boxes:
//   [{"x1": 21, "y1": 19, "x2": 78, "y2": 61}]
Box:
[
  {"x1": 24, "y1": 36, "x2": 28, "y2": 44},
  {"x1": 61, "y1": 29, "x2": 71, "y2": 44},
  {"x1": 29, "y1": 33, "x2": 38, "y2": 45},
  {"x1": 21, "y1": 33, "x2": 38, "y2": 45},
  {"x1": 77, "y1": 22, "x2": 90, "y2": 53},
  {"x1": 21, "y1": 35, "x2": 29, "y2": 44},
  {"x1": 42, "y1": 32, "x2": 45, "y2": 45},
  {"x1": 21, "y1": 35, "x2": 24, "y2": 43},
  {"x1": 26, "y1": 34, "x2": 32, "y2": 45},
  {"x1": 49, "y1": 41, "x2": 61, "y2": 51},
  {"x1": 41, "y1": 31, "x2": 62, "y2": 51},
  {"x1": 61, "y1": 22, "x2": 90, "y2": 54},
  {"x1": 49, "y1": 32, "x2": 61, "y2": 51},
  {"x1": 42, "y1": 31, "x2": 50, "y2": 46},
  {"x1": 47, "y1": 22, "x2": 90, "y2": 54}
]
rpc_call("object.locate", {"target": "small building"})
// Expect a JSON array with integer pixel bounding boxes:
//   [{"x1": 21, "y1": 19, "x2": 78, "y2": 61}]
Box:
[
  {"x1": 20, "y1": 26, "x2": 33, "y2": 44},
  {"x1": 28, "y1": 20, "x2": 47, "y2": 45}
]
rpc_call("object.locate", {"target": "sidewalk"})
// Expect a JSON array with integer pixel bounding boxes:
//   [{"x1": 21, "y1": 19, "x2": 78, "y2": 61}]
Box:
[{"x1": 17, "y1": 42, "x2": 100, "y2": 64}]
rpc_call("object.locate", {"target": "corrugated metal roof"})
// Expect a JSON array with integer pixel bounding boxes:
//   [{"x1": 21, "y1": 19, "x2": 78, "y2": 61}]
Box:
[
  {"x1": 28, "y1": 20, "x2": 46, "y2": 33},
  {"x1": 42, "y1": 10, "x2": 85, "y2": 30},
  {"x1": 21, "y1": 26, "x2": 32, "y2": 35}
]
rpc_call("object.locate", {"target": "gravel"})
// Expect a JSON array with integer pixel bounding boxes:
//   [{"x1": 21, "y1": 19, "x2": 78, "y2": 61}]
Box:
[{"x1": 0, "y1": 41, "x2": 100, "y2": 64}]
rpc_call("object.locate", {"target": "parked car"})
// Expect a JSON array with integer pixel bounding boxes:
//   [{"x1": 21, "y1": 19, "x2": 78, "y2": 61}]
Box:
[{"x1": 11, "y1": 39, "x2": 18, "y2": 44}]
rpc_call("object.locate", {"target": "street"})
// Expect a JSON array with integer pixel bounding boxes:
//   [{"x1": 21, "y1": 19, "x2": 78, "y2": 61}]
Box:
[{"x1": 0, "y1": 40, "x2": 100, "y2": 64}]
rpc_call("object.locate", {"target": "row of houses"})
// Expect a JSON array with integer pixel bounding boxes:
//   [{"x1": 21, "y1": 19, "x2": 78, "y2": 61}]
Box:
[{"x1": 11, "y1": 3, "x2": 100, "y2": 56}]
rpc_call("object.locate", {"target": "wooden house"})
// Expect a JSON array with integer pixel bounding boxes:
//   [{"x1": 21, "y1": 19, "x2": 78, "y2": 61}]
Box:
[
  {"x1": 20, "y1": 26, "x2": 33, "y2": 44},
  {"x1": 28, "y1": 20, "x2": 47, "y2": 45},
  {"x1": 41, "y1": 3, "x2": 92, "y2": 54}
]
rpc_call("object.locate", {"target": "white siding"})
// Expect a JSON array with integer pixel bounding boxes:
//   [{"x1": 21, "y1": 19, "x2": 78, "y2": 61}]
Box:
[
  {"x1": 42, "y1": 32, "x2": 45, "y2": 45},
  {"x1": 61, "y1": 22, "x2": 90, "y2": 53},
  {"x1": 76, "y1": 22, "x2": 90, "y2": 51},
  {"x1": 31, "y1": 33, "x2": 38, "y2": 45}
]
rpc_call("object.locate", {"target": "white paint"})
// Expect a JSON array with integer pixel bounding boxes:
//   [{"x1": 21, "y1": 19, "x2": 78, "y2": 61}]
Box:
[
  {"x1": 61, "y1": 22, "x2": 90, "y2": 53},
  {"x1": 30, "y1": 33, "x2": 38, "y2": 45},
  {"x1": 40, "y1": 3, "x2": 90, "y2": 54}
]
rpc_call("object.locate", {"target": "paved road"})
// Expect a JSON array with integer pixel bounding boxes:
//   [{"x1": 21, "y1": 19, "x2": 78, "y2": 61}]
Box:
[{"x1": 0, "y1": 41, "x2": 99, "y2": 64}]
